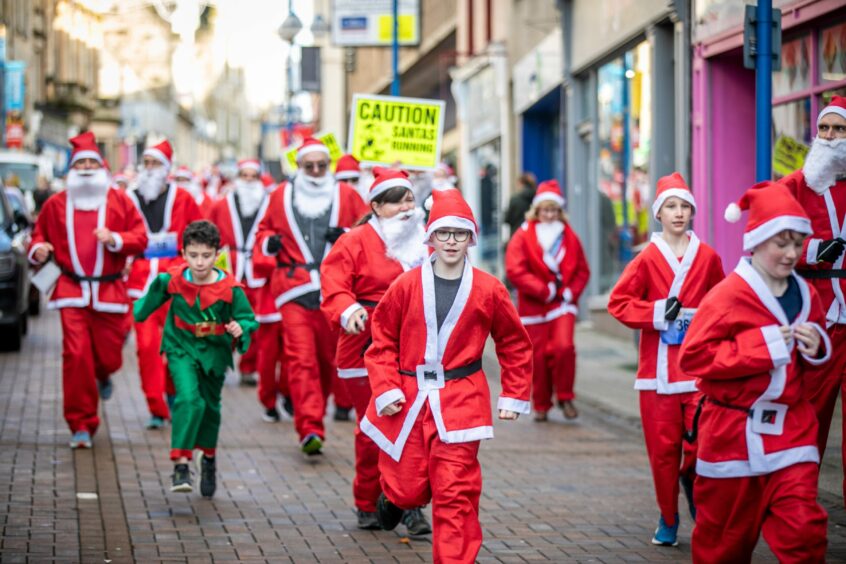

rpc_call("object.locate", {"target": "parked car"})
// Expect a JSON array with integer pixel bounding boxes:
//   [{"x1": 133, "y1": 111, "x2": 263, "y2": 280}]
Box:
[
  {"x1": 0, "y1": 150, "x2": 54, "y2": 213},
  {"x1": 4, "y1": 186, "x2": 40, "y2": 315},
  {"x1": 0, "y1": 187, "x2": 31, "y2": 351}
]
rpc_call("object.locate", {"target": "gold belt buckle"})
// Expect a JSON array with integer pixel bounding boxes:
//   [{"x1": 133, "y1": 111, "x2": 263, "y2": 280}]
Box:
[{"x1": 194, "y1": 321, "x2": 215, "y2": 337}]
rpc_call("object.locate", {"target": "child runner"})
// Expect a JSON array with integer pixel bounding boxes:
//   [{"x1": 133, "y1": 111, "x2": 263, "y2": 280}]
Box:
[
  {"x1": 359, "y1": 189, "x2": 533, "y2": 563},
  {"x1": 679, "y1": 181, "x2": 830, "y2": 562},
  {"x1": 608, "y1": 172, "x2": 724, "y2": 546},
  {"x1": 133, "y1": 220, "x2": 258, "y2": 496},
  {"x1": 505, "y1": 179, "x2": 590, "y2": 421}
]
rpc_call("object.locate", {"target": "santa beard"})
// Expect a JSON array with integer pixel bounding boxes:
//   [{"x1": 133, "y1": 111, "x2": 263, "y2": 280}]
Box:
[
  {"x1": 293, "y1": 171, "x2": 334, "y2": 218},
  {"x1": 235, "y1": 178, "x2": 265, "y2": 217},
  {"x1": 803, "y1": 136, "x2": 846, "y2": 194},
  {"x1": 177, "y1": 180, "x2": 205, "y2": 205},
  {"x1": 66, "y1": 168, "x2": 111, "y2": 210},
  {"x1": 380, "y1": 207, "x2": 427, "y2": 269},
  {"x1": 135, "y1": 166, "x2": 169, "y2": 203}
]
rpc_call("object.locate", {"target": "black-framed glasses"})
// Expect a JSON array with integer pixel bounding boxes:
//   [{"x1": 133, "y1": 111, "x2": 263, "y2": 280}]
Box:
[
  {"x1": 303, "y1": 161, "x2": 329, "y2": 172},
  {"x1": 433, "y1": 230, "x2": 471, "y2": 242}
]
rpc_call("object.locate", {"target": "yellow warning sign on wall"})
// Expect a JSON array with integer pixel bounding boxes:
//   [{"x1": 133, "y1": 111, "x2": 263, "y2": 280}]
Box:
[
  {"x1": 348, "y1": 94, "x2": 446, "y2": 170},
  {"x1": 772, "y1": 135, "x2": 810, "y2": 178}
]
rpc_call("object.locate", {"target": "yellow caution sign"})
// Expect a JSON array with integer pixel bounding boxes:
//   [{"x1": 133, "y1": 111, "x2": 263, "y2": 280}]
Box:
[
  {"x1": 285, "y1": 132, "x2": 344, "y2": 172},
  {"x1": 348, "y1": 94, "x2": 446, "y2": 170},
  {"x1": 772, "y1": 135, "x2": 810, "y2": 178},
  {"x1": 214, "y1": 247, "x2": 232, "y2": 275}
]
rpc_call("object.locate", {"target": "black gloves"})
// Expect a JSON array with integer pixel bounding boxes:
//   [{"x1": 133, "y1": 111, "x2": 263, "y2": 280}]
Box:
[
  {"x1": 664, "y1": 297, "x2": 682, "y2": 321},
  {"x1": 265, "y1": 234, "x2": 282, "y2": 254},
  {"x1": 325, "y1": 227, "x2": 346, "y2": 244},
  {"x1": 817, "y1": 238, "x2": 846, "y2": 263}
]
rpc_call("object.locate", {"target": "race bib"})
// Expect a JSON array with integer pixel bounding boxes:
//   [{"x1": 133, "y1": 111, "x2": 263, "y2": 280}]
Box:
[
  {"x1": 751, "y1": 401, "x2": 787, "y2": 436},
  {"x1": 145, "y1": 232, "x2": 178, "y2": 259},
  {"x1": 660, "y1": 307, "x2": 696, "y2": 345}
]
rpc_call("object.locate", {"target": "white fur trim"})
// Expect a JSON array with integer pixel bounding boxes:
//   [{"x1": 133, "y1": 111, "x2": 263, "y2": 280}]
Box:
[
  {"x1": 338, "y1": 367, "x2": 368, "y2": 378},
  {"x1": 70, "y1": 150, "x2": 103, "y2": 166},
  {"x1": 653, "y1": 299, "x2": 669, "y2": 331},
  {"x1": 761, "y1": 324, "x2": 791, "y2": 368},
  {"x1": 340, "y1": 302, "x2": 365, "y2": 329},
  {"x1": 374, "y1": 388, "x2": 405, "y2": 416},
  {"x1": 634, "y1": 378, "x2": 698, "y2": 393},
  {"x1": 297, "y1": 144, "x2": 330, "y2": 159},
  {"x1": 532, "y1": 192, "x2": 565, "y2": 208},
  {"x1": 497, "y1": 396, "x2": 531, "y2": 414},
  {"x1": 802, "y1": 321, "x2": 832, "y2": 365},
  {"x1": 520, "y1": 302, "x2": 578, "y2": 325},
  {"x1": 545, "y1": 282, "x2": 556, "y2": 303},
  {"x1": 424, "y1": 216, "x2": 478, "y2": 246},
  {"x1": 368, "y1": 177, "x2": 413, "y2": 202},
  {"x1": 143, "y1": 147, "x2": 171, "y2": 168},
  {"x1": 652, "y1": 188, "x2": 696, "y2": 219},
  {"x1": 563, "y1": 287, "x2": 573, "y2": 304},
  {"x1": 806, "y1": 238, "x2": 821, "y2": 265},
  {"x1": 238, "y1": 160, "x2": 261, "y2": 172},
  {"x1": 28, "y1": 243, "x2": 49, "y2": 265},
  {"x1": 335, "y1": 170, "x2": 359, "y2": 180},
  {"x1": 696, "y1": 445, "x2": 819, "y2": 478},
  {"x1": 106, "y1": 232, "x2": 123, "y2": 252},
  {"x1": 724, "y1": 202, "x2": 742, "y2": 223},
  {"x1": 743, "y1": 216, "x2": 813, "y2": 251},
  {"x1": 818, "y1": 105, "x2": 846, "y2": 126},
  {"x1": 255, "y1": 312, "x2": 282, "y2": 323}
]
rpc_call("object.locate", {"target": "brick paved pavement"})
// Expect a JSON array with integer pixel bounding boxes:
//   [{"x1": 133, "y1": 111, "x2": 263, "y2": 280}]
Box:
[{"x1": 2, "y1": 310, "x2": 846, "y2": 562}]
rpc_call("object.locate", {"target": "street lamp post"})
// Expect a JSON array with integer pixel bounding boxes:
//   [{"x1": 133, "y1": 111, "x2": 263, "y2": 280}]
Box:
[{"x1": 278, "y1": 11, "x2": 303, "y2": 155}]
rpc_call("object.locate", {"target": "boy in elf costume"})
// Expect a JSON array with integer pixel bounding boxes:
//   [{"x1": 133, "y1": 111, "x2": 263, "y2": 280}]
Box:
[{"x1": 134, "y1": 220, "x2": 258, "y2": 496}]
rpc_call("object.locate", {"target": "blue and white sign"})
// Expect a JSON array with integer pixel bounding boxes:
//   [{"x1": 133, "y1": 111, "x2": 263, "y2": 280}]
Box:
[
  {"x1": 331, "y1": 0, "x2": 420, "y2": 47},
  {"x1": 5, "y1": 61, "x2": 26, "y2": 113}
]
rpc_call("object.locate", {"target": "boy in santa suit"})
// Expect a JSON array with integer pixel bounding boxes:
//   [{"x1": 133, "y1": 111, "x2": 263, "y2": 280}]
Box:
[
  {"x1": 320, "y1": 168, "x2": 431, "y2": 534},
  {"x1": 679, "y1": 181, "x2": 830, "y2": 563},
  {"x1": 255, "y1": 137, "x2": 366, "y2": 454},
  {"x1": 607, "y1": 172, "x2": 724, "y2": 546},
  {"x1": 208, "y1": 159, "x2": 275, "y2": 392},
  {"x1": 779, "y1": 95, "x2": 846, "y2": 503},
  {"x1": 360, "y1": 189, "x2": 533, "y2": 564},
  {"x1": 127, "y1": 140, "x2": 203, "y2": 429},
  {"x1": 28, "y1": 132, "x2": 148, "y2": 448},
  {"x1": 174, "y1": 166, "x2": 214, "y2": 218},
  {"x1": 505, "y1": 179, "x2": 590, "y2": 421}
]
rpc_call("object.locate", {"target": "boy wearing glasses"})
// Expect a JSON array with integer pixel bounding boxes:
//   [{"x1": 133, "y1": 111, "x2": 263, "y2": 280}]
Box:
[
  {"x1": 256, "y1": 138, "x2": 367, "y2": 454},
  {"x1": 360, "y1": 189, "x2": 532, "y2": 563}
]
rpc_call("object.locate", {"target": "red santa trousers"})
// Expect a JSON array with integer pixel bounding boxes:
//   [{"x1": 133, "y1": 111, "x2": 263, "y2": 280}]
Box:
[
  {"x1": 238, "y1": 288, "x2": 262, "y2": 375},
  {"x1": 692, "y1": 462, "x2": 827, "y2": 563},
  {"x1": 805, "y1": 324, "x2": 846, "y2": 501},
  {"x1": 525, "y1": 313, "x2": 576, "y2": 412},
  {"x1": 344, "y1": 376, "x2": 381, "y2": 512},
  {"x1": 280, "y1": 302, "x2": 337, "y2": 440},
  {"x1": 380, "y1": 403, "x2": 483, "y2": 564},
  {"x1": 60, "y1": 307, "x2": 128, "y2": 434},
  {"x1": 639, "y1": 390, "x2": 698, "y2": 526},
  {"x1": 133, "y1": 305, "x2": 170, "y2": 419},
  {"x1": 257, "y1": 321, "x2": 289, "y2": 409},
  {"x1": 332, "y1": 369, "x2": 353, "y2": 410}
]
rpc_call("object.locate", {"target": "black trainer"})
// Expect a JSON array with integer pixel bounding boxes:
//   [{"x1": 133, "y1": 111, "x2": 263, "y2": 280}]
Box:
[
  {"x1": 376, "y1": 493, "x2": 404, "y2": 531},
  {"x1": 197, "y1": 455, "x2": 216, "y2": 498},
  {"x1": 262, "y1": 407, "x2": 281, "y2": 423},
  {"x1": 402, "y1": 507, "x2": 432, "y2": 536},
  {"x1": 334, "y1": 407, "x2": 352, "y2": 422},
  {"x1": 281, "y1": 396, "x2": 294, "y2": 417},
  {"x1": 170, "y1": 463, "x2": 193, "y2": 493},
  {"x1": 356, "y1": 509, "x2": 380, "y2": 530},
  {"x1": 680, "y1": 474, "x2": 696, "y2": 520}
]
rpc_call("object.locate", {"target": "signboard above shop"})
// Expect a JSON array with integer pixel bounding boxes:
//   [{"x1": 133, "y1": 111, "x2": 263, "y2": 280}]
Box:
[{"x1": 331, "y1": 0, "x2": 420, "y2": 47}]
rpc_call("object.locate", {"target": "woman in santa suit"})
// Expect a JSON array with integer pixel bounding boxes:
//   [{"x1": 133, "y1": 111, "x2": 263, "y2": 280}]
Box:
[
  {"x1": 505, "y1": 179, "x2": 589, "y2": 421},
  {"x1": 679, "y1": 181, "x2": 830, "y2": 563},
  {"x1": 320, "y1": 167, "x2": 432, "y2": 534},
  {"x1": 607, "y1": 172, "x2": 724, "y2": 547}
]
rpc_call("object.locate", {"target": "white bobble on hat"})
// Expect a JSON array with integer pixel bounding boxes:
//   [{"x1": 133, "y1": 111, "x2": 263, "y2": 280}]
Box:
[{"x1": 724, "y1": 202, "x2": 742, "y2": 223}]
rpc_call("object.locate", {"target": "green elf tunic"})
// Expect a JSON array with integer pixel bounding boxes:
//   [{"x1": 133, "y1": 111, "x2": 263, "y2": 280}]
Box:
[{"x1": 134, "y1": 263, "x2": 258, "y2": 459}]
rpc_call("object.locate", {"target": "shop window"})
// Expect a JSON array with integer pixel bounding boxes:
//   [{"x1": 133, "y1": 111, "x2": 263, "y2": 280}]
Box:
[
  {"x1": 819, "y1": 21, "x2": 846, "y2": 84},
  {"x1": 774, "y1": 35, "x2": 811, "y2": 98},
  {"x1": 595, "y1": 40, "x2": 652, "y2": 293}
]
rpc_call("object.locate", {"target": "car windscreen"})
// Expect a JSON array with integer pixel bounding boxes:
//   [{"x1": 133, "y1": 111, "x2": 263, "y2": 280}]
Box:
[{"x1": 0, "y1": 163, "x2": 39, "y2": 192}]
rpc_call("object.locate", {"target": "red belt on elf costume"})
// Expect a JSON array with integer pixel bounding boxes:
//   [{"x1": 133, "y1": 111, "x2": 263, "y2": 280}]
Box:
[{"x1": 174, "y1": 316, "x2": 227, "y2": 337}]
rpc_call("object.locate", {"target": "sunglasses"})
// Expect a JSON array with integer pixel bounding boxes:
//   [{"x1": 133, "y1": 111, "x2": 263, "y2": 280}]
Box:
[
  {"x1": 302, "y1": 162, "x2": 329, "y2": 172},
  {"x1": 433, "y1": 230, "x2": 471, "y2": 243}
]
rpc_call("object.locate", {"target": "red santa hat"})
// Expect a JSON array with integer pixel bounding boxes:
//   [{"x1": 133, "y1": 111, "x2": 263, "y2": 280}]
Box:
[
  {"x1": 297, "y1": 137, "x2": 330, "y2": 160},
  {"x1": 817, "y1": 95, "x2": 846, "y2": 127},
  {"x1": 652, "y1": 172, "x2": 696, "y2": 219},
  {"x1": 424, "y1": 188, "x2": 478, "y2": 246},
  {"x1": 143, "y1": 139, "x2": 173, "y2": 169},
  {"x1": 335, "y1": 154, "x2": 360, "y2": 180},
  {"x1": 173, "y1": 165, "x2": 194, "y2": 180},
  {"x1": 260, "y1": 173, "x2": 274, "y2": 187},
  {"x1": 238, "y1": 159, "x2": 261, "y2": 174},
  {"x1": 368, "y1": 167, "x2": 412, "y2": 202},
  {"x1": 69, "y1": 131, "x2": 104, "y2": 167},
  {"x1": 724, "y1": 180, "x2": 812, "y2": 251},
  {"x1": 532, "y1": 179, "x2": 566, "y2": 208}
]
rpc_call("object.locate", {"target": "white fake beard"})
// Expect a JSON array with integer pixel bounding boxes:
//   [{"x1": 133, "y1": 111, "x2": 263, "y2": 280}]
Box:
[
  {"x1": 235, "y1": 178, "x2": 265, "y2": 217},
  {"x1": 293, "y1": 171, "x2": 334, "y2": 218},
  {"x1": 178, "y1": 180, "x2": 204, "y2": 205},
  {"x1": 536, "y1": 220, "x2": 564, "y2": 252},
  {"x1": 803, "y1": 137, "x2": 846, "y2": 194},
  {"x1": 380, "y1": 207, "x2": 427, "y2": 269},
  {"x1": 67, "y1": 169, "x2": 111, "y2": 210},
  {"x1": 135, "y1": 167, "x2": 169, "y2": 203}
]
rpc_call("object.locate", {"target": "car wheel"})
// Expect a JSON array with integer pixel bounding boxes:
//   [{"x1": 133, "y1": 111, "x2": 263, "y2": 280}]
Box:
[
  {"x1": 28, "y1": 287, "x2": 40, "y2": 316},
  {"x1": 20, "y1": 312, "x2": 28, "y2": 336}
]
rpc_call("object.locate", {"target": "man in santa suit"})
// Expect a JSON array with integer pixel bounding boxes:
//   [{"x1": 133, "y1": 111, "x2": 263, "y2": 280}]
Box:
[
  {"x1": 255, "y1": 137, "x2": 367, "y2": 454},
  {"x1": 28, "y1": 132, "x2": 148, "y2": 448},
  {"x1": 209, "y1": 159, "x2": 274, "y2": 390},
  {"x1": 360, "y1": 189, "x2": 532, "y2": 563},
  {"x1": 679, "y1": 181, "x2": 830, "y2": 562},
  {"x1": 127, "y1": 139, "x2": 203, "y2": 429},
  {"x1": 174, "y1": 166, "x2": 214, "y2": 218},
  {"x1": 779, "y1": 95, "x2": 846, "y2": 503},
  {"x1": 335, "y1": 153, "x2": 361, "y2": 192}
]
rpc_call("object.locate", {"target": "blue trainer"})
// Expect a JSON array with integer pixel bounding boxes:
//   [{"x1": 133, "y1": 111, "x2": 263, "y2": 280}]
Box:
[
  {"x1": 70, "y1": 430, "x2": 92, "y2": 449},
  {"x1": 97, "y1": 378, "x2": 113, "y2": 401},
  {"x1": 651, "y1": 514, "x2": 679, "y2": 547}
]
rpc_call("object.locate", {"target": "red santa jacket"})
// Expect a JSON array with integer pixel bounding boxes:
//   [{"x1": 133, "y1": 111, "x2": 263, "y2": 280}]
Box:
[
  {"x1": 208, "y1": 191, "x2": 273, "y2": 289},
  {"x1": 254, "y1": 181, "x2": 367, "y2": 308},
  {"x1": 504, "y1": 220, "x2": 590, "y2": 324},
  {"x1": 781, "y1": 171, "x2": 846, "y2": 326},
  {"x1": 607, "y1": 232, "x2": 724, "y2": 394},
  {"x1": 320, "y1": 217, "x2": 410, "y2": 379},
  {"x1": 28, "y1": 189, "x2": 148, "y2": 313},
  {"x1": 679, "y1": 258, "x2": 831, "y2": 478},
  {"x1": 360, "y1": 257, "x2": 533, "y2": 462},
  {"x1": 126, "y1": 185, "x2": 203, "y2": 299}
]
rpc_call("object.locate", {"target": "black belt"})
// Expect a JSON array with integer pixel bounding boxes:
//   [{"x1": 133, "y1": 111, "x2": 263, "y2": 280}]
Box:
[
  {"x1": 684, "y1": 396, "x2": 752, "y2": 444},
  {"x1": 61, "y1": 268, "x2": 122, "y2": 283},
  {"x1": 399, "y1": 358, "x2": 483, "y2": 382},
  {"x1": 276, "y1": 260, "x2": 318, "y2": 278},
  {"x1": 797, "y1": 269, "x2": 846, "y2": 280},
  {"x1": 359, "y1": 299, "x2": 379, "y2": 308}
]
